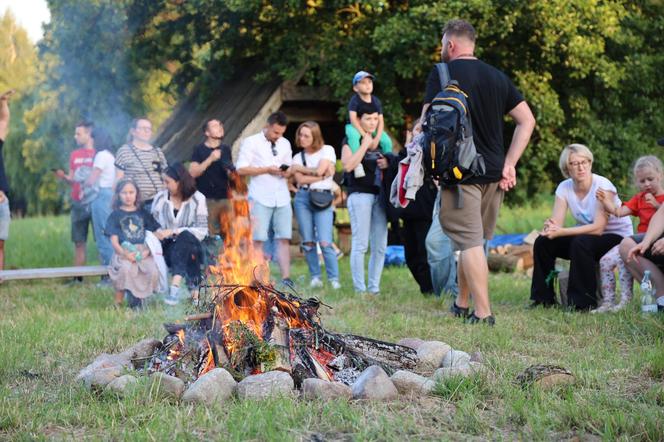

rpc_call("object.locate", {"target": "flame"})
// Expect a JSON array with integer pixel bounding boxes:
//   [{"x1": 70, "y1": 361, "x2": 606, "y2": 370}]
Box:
[
  {"x1": 167, "y1": 329, "x2": 186, "y2": 361},
  {"x1": 199, "y1": 339, "x2": 216, "y2": 377},
  {"x1": 209, "y1": 181, "x2": 268, "y2": 286},
  {"x1": 203, "y1": 174, "x2": 315, "y2": 373}
]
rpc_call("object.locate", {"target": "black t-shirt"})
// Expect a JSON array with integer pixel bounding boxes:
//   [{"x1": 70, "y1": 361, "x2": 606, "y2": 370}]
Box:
[
  {"x1": 190, "y1": 143, "x2": 234, "y2": 200},
  {"x1": 348, "y1": 94, "x2": 384, "y2": 115},
  {"x1": 105, "y1": 208, "x2": 160, "y2": 244},
  {"x1": 424, "y1": 60, "x2": 524, "y2": 184},
  {"x1": 0, "y1": 139, "x2": 8, "y2": 193},
  {"x1": 342, "y1": 137, "x2": 382, "y2": 195}
]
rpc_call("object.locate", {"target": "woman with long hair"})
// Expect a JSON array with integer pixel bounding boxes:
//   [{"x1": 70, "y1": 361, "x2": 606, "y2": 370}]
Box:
[
  {"x1": 85, "y1": 127, "x2": 116, "y2": 268},
  {"x1": 151, "y1": 163, "x2": 208, "y2": 305},
  {"x1": 292, "y1": 121, "x2": 340, "y2": 289}
]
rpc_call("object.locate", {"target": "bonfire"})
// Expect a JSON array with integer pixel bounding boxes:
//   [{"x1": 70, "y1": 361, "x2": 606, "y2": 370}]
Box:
[{"x1": 144, "y1": 182, "x2": 418, "y2": 387}]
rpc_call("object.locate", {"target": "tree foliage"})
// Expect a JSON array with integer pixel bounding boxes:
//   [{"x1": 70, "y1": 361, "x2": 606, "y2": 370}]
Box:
[
  {"x1": 0, "y1": 11, "x2": 40, "y2": 214},
  {"x1": 5, "y1": 1, "x2": 664, "y2": 213},
  {"x1": 9, "y1": 0, "x2": 176, "y2": 214},
  {"x1": 131, "y1": 0, "x2": 664, "y2": 204}
]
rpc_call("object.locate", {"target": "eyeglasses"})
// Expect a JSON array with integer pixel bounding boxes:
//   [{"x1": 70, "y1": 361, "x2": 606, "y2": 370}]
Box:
[
  {"x1": 569, "y1": 159, "x2": 591, "y2": 169},
  {"x1": 270, "y1": 142, "x2": 277, "y2": 156}
]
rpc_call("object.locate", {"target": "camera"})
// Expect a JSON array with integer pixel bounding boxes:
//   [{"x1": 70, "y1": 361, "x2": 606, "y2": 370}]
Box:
[{"x1": 279, "y1": 164, "x2": 289, "y2": 171}]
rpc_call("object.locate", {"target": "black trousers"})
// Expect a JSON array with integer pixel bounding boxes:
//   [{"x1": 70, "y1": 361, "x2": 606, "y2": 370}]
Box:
[
  {"x1": 162, "y1": 230, "x2": 204, "y2": 287},
  {"x1": 530, "y1": 233, "x2": 623, "y2": 309},
  {"x1": 402, "y1": 218, "x2": 434, "y2": 294}
]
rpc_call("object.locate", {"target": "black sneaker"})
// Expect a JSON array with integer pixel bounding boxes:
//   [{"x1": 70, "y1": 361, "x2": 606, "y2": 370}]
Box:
[
  {"x1": 65, "y1": 276, "x2": 83, "y2": 286},
  {"x1": 450, "y1": 302, "x2": 470, "y2": 318},
  {"x1": 528, "y1": 299, "x2": 558, "y2": 309},
  {"x1": 466, "y1": 311, "x2": 495, "y2": 326}
]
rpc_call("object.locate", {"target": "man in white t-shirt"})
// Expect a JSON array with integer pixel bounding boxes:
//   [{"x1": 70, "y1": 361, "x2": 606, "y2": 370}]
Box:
[{"x1": 236, "y1": 111, "x2": 294, "y2": 286}]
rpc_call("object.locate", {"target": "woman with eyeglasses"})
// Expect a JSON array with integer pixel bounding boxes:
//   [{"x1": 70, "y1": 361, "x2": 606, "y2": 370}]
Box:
[
  {"x1": 529, "y1": 144, "x2": 633, "y2": 310},
  {"x1": 115, "y1": 117, "x2": 168, "y2": 213}
]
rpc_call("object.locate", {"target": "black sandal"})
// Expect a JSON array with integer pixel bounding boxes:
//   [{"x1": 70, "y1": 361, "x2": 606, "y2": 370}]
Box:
[
  {"x1": 450, "y1": 302, "x2": 470, "y2": 318},
  {"x1": 466, "y1": 311, "x2": 495, "y2": 326}
]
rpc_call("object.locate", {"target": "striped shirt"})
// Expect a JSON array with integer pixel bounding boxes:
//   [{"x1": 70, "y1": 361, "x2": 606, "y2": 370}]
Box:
[
  {"x1": 115, "y1": 144, "x2": 168, "y2": 201},
  {"x1": 151, "y1": 190, "x2": 208, "y2": 241}
]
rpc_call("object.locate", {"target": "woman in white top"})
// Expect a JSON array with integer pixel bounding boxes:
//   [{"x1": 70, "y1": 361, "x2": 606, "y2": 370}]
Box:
[
  {"x1": 530, "y1": 144, "x2": 633, "y2": 310},
  {"x1": 86, "y1": 127, "x2": 116, "y2": 266},
  {"x1": 151, "y1": 163, "x2": 208, "y2": 305},
  {"x1": 292, "y1": 121, "x2": 340, "y2": 289}
]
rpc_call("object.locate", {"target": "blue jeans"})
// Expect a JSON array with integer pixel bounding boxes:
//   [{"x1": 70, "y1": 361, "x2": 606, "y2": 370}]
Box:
[
  {"x1": 426, "y1": 192, "x2": 458, "y2": 297},
  {"x1": 347, "y1": 192, "x2": 387, "y2": 293},
  {"x1": 293, "y1": 190, "x2": 339, "y2": 281},
  {"x1": 91, "y1": 188, "x2": 114, "y2": 265}
]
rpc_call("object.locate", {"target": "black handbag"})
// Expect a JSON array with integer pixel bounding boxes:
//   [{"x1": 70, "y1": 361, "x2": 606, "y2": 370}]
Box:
[{"x1": 300, "y1": 151, "x2": 334, "y2": 210}]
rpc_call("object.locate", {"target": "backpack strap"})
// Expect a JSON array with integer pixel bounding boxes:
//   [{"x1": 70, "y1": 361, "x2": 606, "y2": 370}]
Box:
[{"x1": 436, "y1": 63, "x2": 450, "y2": 90}]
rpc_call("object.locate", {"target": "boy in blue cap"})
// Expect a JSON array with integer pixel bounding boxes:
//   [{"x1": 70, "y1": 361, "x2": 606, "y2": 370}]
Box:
[{"x1": 346, "y1": 71, "x2": 392, "y2": 165}]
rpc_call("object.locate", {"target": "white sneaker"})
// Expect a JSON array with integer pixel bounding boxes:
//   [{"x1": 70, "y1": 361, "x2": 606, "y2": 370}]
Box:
[
  {"x1": 590, "y1": 303, "x2": 613, "y2": 314},
  {"x1": 330, "y1": 280, "x2": 341, "y2": 290},
  {"x1": 310, "y1": 277, "x2": 323, "y2": 288},
  {"x1": 610, "y1": 301, "x2": 628, "y2": 312},
  {"x1": 164, "y1": 292, "x2": 180, "y2": 306}
]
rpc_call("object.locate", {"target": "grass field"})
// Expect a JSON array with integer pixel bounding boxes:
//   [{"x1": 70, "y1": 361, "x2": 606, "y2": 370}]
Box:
[{"x1": 1, "y1": 212, "x2": 663, "y2": 440}]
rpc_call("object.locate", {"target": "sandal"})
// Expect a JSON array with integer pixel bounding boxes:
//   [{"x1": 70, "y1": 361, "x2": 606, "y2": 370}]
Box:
[
  {"x1": 450, "y1": 302, "x2": 470, "y2": 318},
  {"x1": 465, "y1": 311, "x2": 496, "y2": 326}
]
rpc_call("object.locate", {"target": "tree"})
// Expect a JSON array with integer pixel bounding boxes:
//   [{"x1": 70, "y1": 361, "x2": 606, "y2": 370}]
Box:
[
  {"x1": 0, "y1": 11, "x2": 40, "y2": 214},
  {"x1": 131, "y1": 0, "x2": 664, "y2": 203},
  {"x1": 7, "y1": 1, "x2": 663, "y2": 213},
  {"x1": 12, "y1": 0, "x2": 175, "y2": 214}
]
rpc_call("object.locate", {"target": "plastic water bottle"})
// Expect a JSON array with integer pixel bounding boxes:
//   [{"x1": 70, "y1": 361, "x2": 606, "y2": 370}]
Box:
[{"x1": 640, "y1": 270, "x2": 657, "y2": 314}]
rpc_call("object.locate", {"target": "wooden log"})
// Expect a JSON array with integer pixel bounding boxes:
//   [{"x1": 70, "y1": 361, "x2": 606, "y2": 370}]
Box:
[
  {"x1": 184, "y1": 312, "x2": 213, "y2": 321},
  {"x1": 0, "y1": 265, "x2": 108, "y2": 281},
  {"x1": 506, "y1": 245, "x2": 534, "y2": 270},
  {"x1": 336, "y1": 224, "x2": 352, "y2": 254},
  {"x1": 523, "y1": 230, "x2": 539, "y2": 245},
  {"x1": 336, "y1": 334, "x2": 418, "y2": 373},
  {"x1": 267, "y1": 316, "x2": 292, "y2": 372},
  {"x1": 508, "y1": 244, "x2": 533, "y2": 255},
  {"x1": 487, "y1": 253, "x2": 524, "y2": 272}
]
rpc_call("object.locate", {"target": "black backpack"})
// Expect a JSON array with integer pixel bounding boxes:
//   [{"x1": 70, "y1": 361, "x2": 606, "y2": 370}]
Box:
[{"x1": 422, "y1": 63, "x2": 485, "y2": 194}]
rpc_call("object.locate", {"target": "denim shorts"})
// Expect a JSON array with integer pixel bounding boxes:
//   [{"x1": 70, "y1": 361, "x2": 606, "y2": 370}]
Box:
[
  {"x1": 250, "y1": 200, "x2": 292, "y2": 241},
  {"x1": 0, "y1": 198, "x2": 10, "y2": 241},
  {"x1": 71, "y1": 202, "x2": 92, "y2": 243}
]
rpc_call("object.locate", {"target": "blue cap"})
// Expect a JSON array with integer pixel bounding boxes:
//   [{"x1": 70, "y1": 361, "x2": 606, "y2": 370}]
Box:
[{"x1": 352, "y1": 71, "x2": 374, "y2": 86}]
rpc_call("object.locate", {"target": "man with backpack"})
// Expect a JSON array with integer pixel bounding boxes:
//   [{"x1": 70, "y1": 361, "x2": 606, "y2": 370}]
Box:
[{"x1": 417, "y1": 19, "x2": 535, "y2": 325}]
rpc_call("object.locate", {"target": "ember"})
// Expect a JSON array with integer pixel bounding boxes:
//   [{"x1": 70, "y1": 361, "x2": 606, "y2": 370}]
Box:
[{"x1": 144, "y1": 189, "x2": 419, "y2": 386}]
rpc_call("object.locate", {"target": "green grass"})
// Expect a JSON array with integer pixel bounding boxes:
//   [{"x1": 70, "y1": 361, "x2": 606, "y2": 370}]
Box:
[{"x1": 1, "y1": 213, "x2": 663, "y2": 440}]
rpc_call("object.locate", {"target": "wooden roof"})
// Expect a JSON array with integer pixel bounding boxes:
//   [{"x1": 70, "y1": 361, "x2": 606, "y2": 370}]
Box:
[
  {"x1": 155, "y1": 71, "x2": 282, "y2": 164},
  {"x1": 154, "y1": 69, "x2": 340, "y2": 164}
]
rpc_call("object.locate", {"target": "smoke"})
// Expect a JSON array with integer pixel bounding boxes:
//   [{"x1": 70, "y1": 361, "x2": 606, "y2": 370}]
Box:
[{"x1": 41, "y1": 0, "x2": 144, "y2": 148}]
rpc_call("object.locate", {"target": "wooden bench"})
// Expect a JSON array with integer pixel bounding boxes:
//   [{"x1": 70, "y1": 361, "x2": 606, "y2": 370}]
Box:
[{"x1": 0, "y1": 265, "x2": 108, "y2": 281}]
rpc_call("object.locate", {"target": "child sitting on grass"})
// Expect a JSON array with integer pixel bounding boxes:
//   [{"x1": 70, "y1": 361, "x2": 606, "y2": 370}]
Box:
[
  {"x1": 345, "y1": 71, "x2": 392, "y2": 166},
  {"x1": 594, "y1": 155, "x2": 664, "y2": 312},
  {"x1": 106, "y1": 179, "x2": 161, "y2": 309}
]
